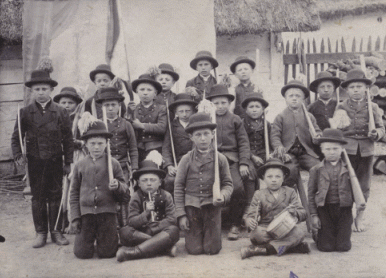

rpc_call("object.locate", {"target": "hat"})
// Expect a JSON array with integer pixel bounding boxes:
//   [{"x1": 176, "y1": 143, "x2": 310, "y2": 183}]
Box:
[
  {"x1": 95, "y1": 87, "x2": 125, "y2": 103},
  {"x1": 315, "y1": 128, "x2": 347, "y2": 145},
  {"x1": 25, "y1": 70, "x2": 58, "y2": 88},
  {"x1": 80, "y1": 121, "x2": 112, "y2": 140},
  {"x1": 168, "y1": 93, "x2": 198, "y2": 111},
  {"x1": 340, "y1": 69, "x2": 373, "y2": 88},
  {"x1": 89, "y1": 64, "x2": 115, "y2": 82},
  {"x1": 206, "y1": 84, "x2": 235, "y2": 102},
  {"x1": 53, "y1": 87, "x2": 83, "y2": 104},
  {"x1": 241, "y1": 92, "x2": 269, "y2": 109},
  {"x1": 230, "y1": 56, "x2": 256, "y2": 74},
  {"x1": 281, "y1": 80, "x2": 310, "y2": 98},
  {"x1": 256, "y1": 158, "x2": 290, "y2": 180},
  {"x1": 158, "y1": 63, "x2": 179, "y2": 81},
  {"x1": 185, "y1": 112, "x2": 217, "y2": 134},
  {"x1": 309, "y1": 71, "x2": 341, "y2": 93},
  {"x1": 132, "y1": 74, "x2": 162, "y2": 94},
  {"x1": 133, "y1": 160, "x2": 166, "y2": 180},
  {"x1": 190, "y1": 51, "x2": 219, "y2": 70}
]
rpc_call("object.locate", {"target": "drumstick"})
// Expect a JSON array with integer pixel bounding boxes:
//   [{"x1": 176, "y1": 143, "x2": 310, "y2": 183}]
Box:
[
  {"x1": 264, "y1": 109, "x2": 270, "y2": 161},
  {"x1": 166, "y1": 100, "x2": 177, "y2": 168},
  {"x1": 360, "y1": 54, "x2": 376, "y2": 132},
  {"x1": 302, "y1": 103, "x2": 317, "y2": 138},
  {"x1": 102, "y1": 106, "x2": 114, "y2": 182}
]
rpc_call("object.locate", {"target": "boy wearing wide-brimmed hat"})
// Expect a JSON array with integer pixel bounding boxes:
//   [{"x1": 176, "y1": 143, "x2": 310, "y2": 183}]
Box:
[
  {"x1": 69, "y1": 114, "x2": 128, "y2": 259},
  {"x1": 186, "y1": 50, "x2": 218, "y2": 101},
  {"x1": 333, "y1": 69, "x2": 385, "y2": 232},
  {"x1": 54, "y1": 87, "x2": 83, "y2": 121},
  {"x1": 230, "y1": 56, "x2": 264, "y2": 119},
  {"x1": 155, "y1": 63, "x2": 179, "y2": 106},
  {"x1": 162, "y1": 93, "x2": 198, "y2": 195},
  {"x1": 206, "y1": 84, "x2": 251, "y2": 241},
  {"x1": 241, "y1": 158, "x2": 309, "y2": 259},
  {"x1": 308, "y1": 71, "x2": 341, "y2": 131},
  {"x1": 131, "y1": 74, "x2": 167, "y2": 162},
  {"x1": 174, "y1": 112, "x2": 233, "y2": 255},
  {"x1": 308, "y1": 129, "x2": 353, "y2": 252},
  {"x1": 116, "y1": 152, "x2": 180, "y2": 262},
  {"x1": 11, "y1": 70, "x2": 74, "y2": 248}
]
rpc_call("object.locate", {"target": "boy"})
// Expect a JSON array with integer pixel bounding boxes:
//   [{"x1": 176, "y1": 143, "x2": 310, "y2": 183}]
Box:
[
  {"x1": 186, "y1": 51, "x2": 218, "y2": 101},
  {"x1": 162, "y1": 93, "x2": 198, "y2": 195},
  {"x1": 155, "y1": 63, "x2": 179, "y2": 106},
  {"x1": 116, "y1": 154, "x2": 179, "y2": 262},
  {"x1": 241, "y1": 159, "x2": 309, "y2": 259},
  {"x1": 308, "y1": 129, "x2": 353, "y2": 252},
  {"x1": 308, "y1": 71, "x2": 341, "y2": 131},
  {"x1": 11, "y1": 70, "x2": 73, "y2": 248},
  {"x1": 174, "y1": 112, "x2": 233, "y2": 255},
  {"x1": 334, "y1": 69, "x2": 385, "y2": 232},
  {"x1": 207, "y1": 84, "x2": 251, "y2": 240},
  {"x1": 230, "y1": 56, "x2": 264, "y2": 119},
  {"x1": 84, "y1": 64, "x2": 126, "y2": 119},
  {"x1": 131, "y1": 74, "x2": 167, "y2": 162},
  {"x1": 53, "y1": 86, "x2": 83, "y2": 125},
  {"x1": 271, "y1": 80, "x2": 321, "y2": 188},
  {"x1": 70, "y1": 115, "x2": 129, "y2": 259}
]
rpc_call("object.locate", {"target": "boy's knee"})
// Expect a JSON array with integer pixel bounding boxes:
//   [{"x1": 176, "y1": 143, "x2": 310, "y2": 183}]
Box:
[
  {"x1": 164, "y1": 225, "x2": 180, "y2": 243},
  {"x1": 119, "y1": 226, "x2": 136, "y2": 246},
  {"x1": 336, "y1": 243, "x2": 351, "y2": 252},
  {"x1": 74, "y1": 245, "x2": 94, "y2": 259},
  {"x1": 186, "y1": 243, "x2": 204, "y2": 255}
]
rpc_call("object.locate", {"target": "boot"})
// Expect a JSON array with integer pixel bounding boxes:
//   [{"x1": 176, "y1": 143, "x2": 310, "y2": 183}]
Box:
[
  {"x1": 31, "y1": 200, "x2": 48, "y2": 235},
  {"x1": 167, "y1": 245, "x2": 177, "y2": 257},
  {"x1": 130, "y1": 231, "x2": 152, "y2": 246},
  {"x1": 287, "y1": 242, "x2": 310, "y2": 254},
  {"x1": 51, "y1": 231, "x2": 69, "y2": 246},
  {"x1": 32, "y1": 233, "x2": 47, "y2": 248},
  {"x1": 227, "y1": 225, "x2": 241, "y2": 241},
  {"x1": 49, "y1": 200, "x2": 69, "y2": 245},
  {"x1": 117, "y1": 231, "x2": 174, "y2": 262},
  {"x1": 240, "y1": 245, "x2": 267, "y2": 259}
]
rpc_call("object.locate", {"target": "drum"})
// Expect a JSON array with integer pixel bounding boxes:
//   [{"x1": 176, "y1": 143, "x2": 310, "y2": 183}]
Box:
[{"x1": 267, "y1": 210, "x2": 296, "y2": 239}]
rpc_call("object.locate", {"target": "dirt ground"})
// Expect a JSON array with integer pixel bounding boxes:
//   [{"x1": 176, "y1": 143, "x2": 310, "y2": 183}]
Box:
[{"x1": 1, "y1": 174, "x2": 386, "y2": 278}]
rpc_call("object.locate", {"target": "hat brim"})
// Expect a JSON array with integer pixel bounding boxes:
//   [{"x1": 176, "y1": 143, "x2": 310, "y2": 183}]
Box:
[
  {"x1": 206, "y1": 94, "x2": 235, "y2": 102},
  {"x1": 309, "y1": 77, "x2": 341, "y2": 93},
  {"x1": 190, "y1": 57, "x2": 219, "y2": 70},
  {"x1": 25, "y1": 79, "x2": 58, "y2": 88},
  {"x1": 241, "y1": 97, "x2": 269, "y2": 109},
  {"x1": 95, "y1": 95, "x2": 125, "y2": 104},
  {"x1": 340, "y1": 78, "x2": 373, "y2": 88},
  {"x1": 230, "y1": 59, "x2": 256, "y2": 74},
  {"x1": 281, "y1": 83, "x2": 310, "y2": 98},
  {"x1": 89, "y1": 69, "x2": 115, "y2": 82},
  {"x1": 168, "y1": 99, "x2": 198, "y2": 111},
  {"x1": 185, "y1": 122, "x2": 217, "y2": 134},
  {"x1": 315, "y1": 137, "x2": 348, "y2": 145},
  {"x1": 53, "y1": 93, "x2": 83, "y2": 104},
  {"x1": 80, "y1": 131, "x2": 113, "y2": 140},
  {"x1": 160, "y1": 70, "x2": 179, "y2": 81},
  {"x1": 132, "y1": 79, "x2": 162, "y2": 94},
  {"x1": 256, "y1": 163, "x2": 290, "y2": 180},
  {"x1": 133, "y1": 168, "x2": 166, "y2": 180}
]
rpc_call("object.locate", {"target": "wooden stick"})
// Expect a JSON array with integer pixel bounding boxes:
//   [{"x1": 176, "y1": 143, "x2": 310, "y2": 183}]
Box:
[
  {"x1": 166, "y1": 100, "x2": 177, "y2": 168},
  {"x1": 336, "y1": 68, "x2": 340, "y2": 108},
  {"x1": 302, "y1": 103, "x2": 317, "y2": 138},
  {"x1": 102, "y1": 106, "x2": 114, "y2": 182},
  {"x1": 211, "y1": 107, "x2": 222, "y2": 203},
  {"x1": 264, "y1": 109, "x2": 270, "y2": 161},
  {"x1": 18, "y1": 104, "x2": 29, "y2": 188},
  {"x1": 360, "y1": 54, "x2": 376, "y2": 131}
]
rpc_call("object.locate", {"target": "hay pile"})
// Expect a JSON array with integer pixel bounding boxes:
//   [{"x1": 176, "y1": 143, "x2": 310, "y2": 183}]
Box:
[
  {"x1": 0, "y1": 0, "x2": 23, "y2": 45},
  {"x1": 318, "y1": 0, "x2": 386, "y2": 20}
]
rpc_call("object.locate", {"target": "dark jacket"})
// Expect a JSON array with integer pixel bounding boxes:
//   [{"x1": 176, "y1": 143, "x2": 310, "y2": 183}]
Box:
[
  {"x1": 11, "y1": 101, "x2": 74, "y2": 164},
  {"x1": 155, "y1": 90, "x2": 176, "y2": 106},
  {"x1": 185, "y1": 75, "x2": 217, "y2": 101},
  {"x1": 308, "y1": 159, "x2": 353, "y2": 215},
  {"x1": 84, "y1": 91, "x2": 126, "y2": 119},
  {"x1": 234, "y1": 82, "x2": 263, "y2": 119},
  {"x1": 307, "y1": 99, "x2": 337, "y2": 131},
  {"x1": 243, "y1": 115, "x2": 271, "y2": 160}
]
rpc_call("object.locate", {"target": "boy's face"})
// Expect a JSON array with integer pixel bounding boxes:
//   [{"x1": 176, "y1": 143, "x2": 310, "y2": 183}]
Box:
[
  {"x1": 317, "y1": 80, "x2": 335, "y2": 101},
  {"x1": 346, "y1": 82, "x2": 367, "y2": 101},
  {"x1": 155, "y1": 73, "x2": 175, "y2": 92},
  {"x1": 245, "y1": 101, "x2": 264, "y2": 119},
  {"x1": 196, "y1": 60, "x2": 213, "y2": 77},
  {"x1": 321, "y1": 142, "x2": 343, "y2": 162},
  {"x1": 58, "y1": 97, "x2": 78, "y2": 113},
  {"x1": 31, "y1": 83, "x2": 53, "y2": 103},
  {"x1": 102, "y1": 100, "x2": 120, "y2": 119},
  {"x1": 235, "y1": 63, "x2": 253, "y2": 82},
  {"x1": 86, "y1": 137, "x2": 107, "y2": 159},
  {"x1": 211, "y1": 97, "x2": 231, "y2": 116},
  {"x1": 138, "y1": 173, "x2": 161, "y2": 194},
  {"x1": 94, "y1": 73, "x2": 112, "y2": 89},
  {"x1": 285, "y1": 88, "x2": 305, "y2": 109},
  {"x1": 137, "y1": 83, "x2": 157, "y2": 105},
  {"x1": 175, "y1": 104, "x2": 194, "y2": 123},
  {"x1": 190, "y1": 128, "x2": 214, "y2": 151},
  {"x1": 263, "y1": 168, "x2": 284, "y2": 192}
]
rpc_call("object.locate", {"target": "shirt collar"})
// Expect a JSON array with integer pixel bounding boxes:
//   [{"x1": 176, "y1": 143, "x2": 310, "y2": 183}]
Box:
[
  {"x1": 108, "y1": 116, "x2": 119, "y2": 123},
  {"x1": 36, "y1": 99, "x2": 51, "y2": 109},
  {"x1": 319, "y1": 98, "x2": 332, "y2": 105},
  {"x1": 178, "y1": 118, "x2": 189, "y2": 128},
  {"x1": 199, "y1": 74, "x2": 210, "y2": 82}
]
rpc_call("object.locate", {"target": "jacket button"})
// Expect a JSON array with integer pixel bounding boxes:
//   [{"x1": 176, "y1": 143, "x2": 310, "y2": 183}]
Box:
[{"x1": 200, "y1": 191, "x2": 202, "y2": 193}]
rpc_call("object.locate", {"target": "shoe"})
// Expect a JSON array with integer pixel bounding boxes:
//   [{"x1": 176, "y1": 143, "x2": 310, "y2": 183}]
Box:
[
  {"x1": 116, "y1": 246, "x2": 139, "y2": 262},
  {"x1": 289, "y1": 242, "x2": 310, "y2": 254},
  {"x1": 32, "y1": 233, "x2": 47, "y2": 248},
  {"x1": 227, "y1": 225, "x2": 240, "y2": 241},
  {"x1": 51, "y1": 231, "x2": 69, "y2": 246},
  {"x1": 168, "y1": 245, "x2": 177, "y2": 257},
  {"x1": 240, "y1": 245, "x2": 266, "y2": 259}
]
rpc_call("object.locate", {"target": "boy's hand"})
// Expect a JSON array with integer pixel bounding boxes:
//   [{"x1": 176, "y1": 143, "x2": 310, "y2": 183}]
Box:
[
  {"x1": 178, "y1": 216, "x2": 190, "y2": 231},
  {"x1": 251, "y1": 155, "x2": 264, "y2": 167},
  {"x1": 109, "y1": 179, "x2": 119, "y2": 191},
  {"x1": 368, "y1": 130, "x2": 378, "y2": 141},
  {"x1": 63, "y1": 164, "x2": 71, "y2": 176},
  {"x1": 15, "y1": 154, "x2": 26, "y2": 166},
  {"x1": 239, "y1": 165, "x2": 250, "y2": 179},
  {"x1": 131, "y1": 119, "x2": 145, "y2": 130},
  {"x1": 282, "y1": 154, "x2": 292, "y2": 163},
  {"x1": 167, "y1": 166, "x2": 177, "y2": 176},
  {"x1": 213, "y1": 195, "x2": 225, "y2": 207},
  {"x1": 312, "y1": 215, "x2": 321, "y2": 229},
  {"x1": 145, "y1": 201, "x2": 155, "y2": 212},
  {"x1": 71, "y1": 219, "x2": 81, "y2": 234},
  {"x1": 245, "y1": 218, "x2": 257, "y2": 230},
  {"x1": 127, "y1": 101, "x2": 136, "y2": 112}
]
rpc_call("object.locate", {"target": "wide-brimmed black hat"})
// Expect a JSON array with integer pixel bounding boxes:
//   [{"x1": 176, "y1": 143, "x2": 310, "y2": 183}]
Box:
[
  {"x1": 241, "y1": 92, "x2": 269, "y2": 109},
  {"x1": 89, "y1": 64, "x2": 115, "y2": 82},
  {"x1": 53, "y1": 87, "x2": 83, "y2": 104},
  {"x1": 309, "y1": 71, "x2": 341, "y2": 93},
  {"x1": 281, "y1": 80, "x2": 310, "y2": 98},
  {"x1": 315, "y1": 128, "x2": 347, "y2": 145},
  {"x1": 133, "y1": 160, "x2": 166, "y2": 180},
  {"x1": 95, "y1": 87, "x2": 125, "y2": 103},
  {"x1": 80, "y1": 121, "x2": 113, "y2": 140},
  {"x1": 190, "y1": 50, "x2": 219, "y2": 70},
  {"x1": 256, "y1": 158, "x2": 290, "y2": 180},
  {"x1": 132, "y1": 74, "x2": 162, "y2": 94},
  {"x1": 206, "y1": 84, "x2": 235, "y2": 102},
  {"x1": 25, "y1": 70, "x2": 58, "y2": 88},
  {"x1": 230, "y1": 56, "x2": 256, "y2": 74},
  {"x1": 158, "y1": 63, "x2": 179, "y2": 81},
  {"x1": 340, "y1": 69, "x2": 373, "y2": 88},
  {"x1": 168, "y1": 93, "x2": 198, "y2": 111},
  {"x1": 185, "y1": 112, "x2": 217, "y2": 134}
]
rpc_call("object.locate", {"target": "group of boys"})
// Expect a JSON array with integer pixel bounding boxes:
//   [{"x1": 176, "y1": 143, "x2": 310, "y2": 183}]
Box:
[{"x1": 11, "y1": 49, "x2": 383, "y2": 262}]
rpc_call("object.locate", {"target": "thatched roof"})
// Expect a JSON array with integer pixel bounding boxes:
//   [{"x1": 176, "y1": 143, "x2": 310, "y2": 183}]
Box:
[{"x1": 0, "y1": 0, "x2": 22, "y2": 45}]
